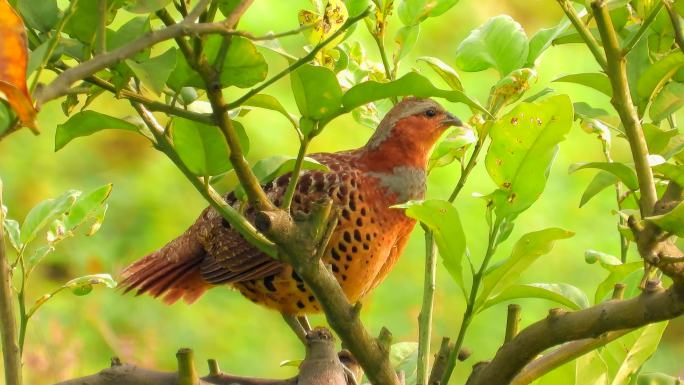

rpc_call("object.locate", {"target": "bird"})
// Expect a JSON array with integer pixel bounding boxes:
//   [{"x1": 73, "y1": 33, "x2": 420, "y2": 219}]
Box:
[{"x1": 119, "y1": 97, "x2": 462, "y2": 315}]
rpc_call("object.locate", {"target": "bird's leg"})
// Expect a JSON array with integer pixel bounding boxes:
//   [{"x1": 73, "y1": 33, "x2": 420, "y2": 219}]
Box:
[{"x1": 282, "y1": 313, "x2": 308, "y2": 344}]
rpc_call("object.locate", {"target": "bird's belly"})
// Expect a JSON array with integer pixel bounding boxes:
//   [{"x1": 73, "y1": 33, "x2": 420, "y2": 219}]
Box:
[{"x1": 232, "y1": 211, "x2": 413, "y2": 315}]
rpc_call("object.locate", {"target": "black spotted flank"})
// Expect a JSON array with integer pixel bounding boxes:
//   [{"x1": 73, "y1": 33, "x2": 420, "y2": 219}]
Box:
[
  {"x1": 263, "y1": 275, "x2": 277, "y2": 292},
  {"x1": 331, "y1": 249, "x2": 341, "y2": 261},
  {"x1": 343, "y1": 231, "x2": 352, "y2": 243},
  {"x1": 297, "y1": 300, "x2": 305, "y2": 309}
]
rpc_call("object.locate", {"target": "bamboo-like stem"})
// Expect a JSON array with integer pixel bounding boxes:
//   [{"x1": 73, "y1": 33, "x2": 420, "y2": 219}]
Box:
[
  {"x1": 623, "y1": 2, "x2": 664, "y2": 55},
  {"x1": 556, "y1": 0, "x2": 608, "y2": 70},
  {"x1": 416, "y1": 230, "x2": 438, "y2": 385},
  {"x1": 592, "y1": 0, "x2": 659, "y2": 216},
  {"x1": 0, "y1": 180, "x2": 22, "y2": 385}
]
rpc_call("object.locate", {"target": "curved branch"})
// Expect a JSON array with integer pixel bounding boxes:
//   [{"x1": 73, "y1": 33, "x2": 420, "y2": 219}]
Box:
[{"x1": 465, "y1": 283, "x2": 684, "y2": 385}]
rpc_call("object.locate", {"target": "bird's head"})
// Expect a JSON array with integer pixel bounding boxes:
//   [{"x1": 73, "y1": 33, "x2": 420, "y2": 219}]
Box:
[{"x1": 360, "y1": 97, "x2": 462, "y2": 171}]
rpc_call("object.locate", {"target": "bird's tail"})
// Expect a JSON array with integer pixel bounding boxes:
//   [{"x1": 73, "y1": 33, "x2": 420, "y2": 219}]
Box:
[{"x1": 119, "y1": 229, "x2": 211, "y2": 304}]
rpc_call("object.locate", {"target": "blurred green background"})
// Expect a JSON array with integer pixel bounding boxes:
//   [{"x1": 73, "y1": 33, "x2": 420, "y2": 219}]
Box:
[{"x1": 1, "y1": 0, "x2": 682, "y2": 384}]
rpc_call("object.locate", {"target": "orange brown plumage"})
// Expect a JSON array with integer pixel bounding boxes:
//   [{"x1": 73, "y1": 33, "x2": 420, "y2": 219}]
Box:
[{"x1": 119, "y1": 97, "x2": 461, "y2": 314}]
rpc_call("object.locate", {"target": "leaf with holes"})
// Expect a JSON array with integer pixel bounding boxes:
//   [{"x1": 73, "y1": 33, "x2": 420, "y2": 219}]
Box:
[
  {"x1": 485, "y1": 94, "x2": 573, "y2": 218},
  {"x1": 428, "y1": 126, "x2": 477, "y2": 171},
  {"x1": 20, "y1": 190, "x2": 81, "y2": 244},
  {"x1": 64, "y1": 184, "x2": 113, "y2": 231},
  {"x1": 0, "y1": 0, "x2": 37, "y2": 129},
  {"x1": 64, "y1": 274, "x2": 117, "y2": 296}
]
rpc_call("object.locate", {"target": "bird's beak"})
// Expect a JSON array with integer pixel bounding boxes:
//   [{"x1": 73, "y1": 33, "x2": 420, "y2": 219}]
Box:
[{"x1": 441, "y1": 112, "x2": 462, "y2": 127}]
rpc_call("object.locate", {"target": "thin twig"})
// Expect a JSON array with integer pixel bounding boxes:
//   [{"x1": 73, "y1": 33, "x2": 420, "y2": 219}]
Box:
[
  {"x1": 281, "y1": 138, "x2": 311, "y2": 212},
  {"x1": 416, "y1": 230, "x2": 438, "y2": 385},
  {"x1": 663, "y1": 0, "x2": 684, "y2": 55},
  {"x1": 556, "y1": 0, "x2": 608, "y2": 70}
]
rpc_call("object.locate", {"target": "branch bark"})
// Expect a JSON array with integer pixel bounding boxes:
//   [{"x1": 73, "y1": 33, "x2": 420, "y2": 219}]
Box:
[
  {"x1": 465, "y1": 283, "x2": 684, "y2": 385},
  {"x1": 54, "y1": 328, "x2": 349, "y2": 385},
  {"x1": 0, "y1": 179, "x2": 22, "y2": 385}
]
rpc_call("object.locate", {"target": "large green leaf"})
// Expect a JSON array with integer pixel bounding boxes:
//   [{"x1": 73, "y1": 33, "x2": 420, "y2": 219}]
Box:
[
  {"x1": 342, "y1": 72, "x2": 487, "y2": 114},
  {"x1": 17, "y1": 0, "x2": 58, "y2": 32},
  {"x1": 605, "y1": 322, "x2": 669, "y2": 385},
  {"x1": 125, "y1": 48, "x2": 177, "y2": 95},
  {"x1": 569, "y1": 162, "x2": 639, "y2": 191},
  {"x1": 394, "y1": 25, "x2": 420, "y2": 62},
  {"x1": 21, "y1": 190, "x2": 80, "y2": 244},
  {"x1": 485, "y1": 94, "x2": 574, "y2": 218},
  {"x1": 645, "y1": 200, "x2": 684, "y2": 236},
  {"x1": 553, "y1": 73, "x2": 613, "y2": 97},
  {"x1": 476, "y1": 228, "x2": 574, "y2": 311},
  {"x1": 172, "y1": 117, "x2": 248, "y2": 176},
  {"x1": 168, "y1": 36, "x2": 267, "y2": 90},
  {"x1": 290, "y1": 64, "x2": 343, "y2": 121},
  {"x1": 55, "y1": 111, "x2": 140, "y2": 151},
  {"x1": 64, "y1": 0, "x2": 120, "y2": 44},
  {"x1": 525, "y1": 8, "x2": 587, "y2": 67},
  {"x1": 480, "y1": 282, "x2": 589, "y2": 312},
  {"x1": 455, "y1": 15, "x2": 528, "y2": 77},
  {"x1": 417, "y1": 56, "x2": 463, "y2": 91},
  {"x1": 399, "y1": 200, "x2": 467, "y2": 296},
  {"x1": 649, "y1": 81, "x2": 684, "y2": 122},
  {"x1": 397, "y1": 0, "x2": 460, "y2": 25},
  {"x1": 637, "y1": 51, "x2": 684, "y2": 111},
  {"x1": 579, "y1": 171, "x2": 618, "y2": 207}
]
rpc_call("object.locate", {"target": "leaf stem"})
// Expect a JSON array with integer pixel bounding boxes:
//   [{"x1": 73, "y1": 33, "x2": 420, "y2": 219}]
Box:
[
  {"x1": 281, "y1": 137, "x2": 311, "y2": 212},
  {"x1": 556, "y1": 0, "x2": 608, "y2": 70},
  {"x1": 0, "y1": 180, "x2": 22, "y2": 385},
  {"x1": 416, "y1": 229, "x2": 438, "y2": 385},
  {"x1": 592, "y1": 0, "x2": 658, "y2": 216},
  {"x1": 441, "y1": 219, "x2": 503, "y2": 385}
]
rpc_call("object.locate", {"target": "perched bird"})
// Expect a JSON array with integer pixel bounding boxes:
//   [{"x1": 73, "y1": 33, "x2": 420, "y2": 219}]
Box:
[{"x1": 120, "y1": 97, "x2": 461, "y2": 315}]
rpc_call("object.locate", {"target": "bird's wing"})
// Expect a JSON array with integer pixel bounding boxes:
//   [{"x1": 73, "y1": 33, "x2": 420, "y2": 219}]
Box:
[{"x1": 197, "y1": 152, "x2": 357, "y2": 285}]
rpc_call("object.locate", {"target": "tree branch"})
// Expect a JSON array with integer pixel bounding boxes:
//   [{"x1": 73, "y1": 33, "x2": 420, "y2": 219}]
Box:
[
  {"x1": 465, "y1": 283, "x2": 684, "y2": 385},
  {"x1": 0, "y1": 179, "x2": 21, "y2": 385},
  {"x1": 54, "y1": 328, "x2": 348, "y2": 385},
  {"x1": 556, "y1": 0, "x2": 608, "y2": 70}
]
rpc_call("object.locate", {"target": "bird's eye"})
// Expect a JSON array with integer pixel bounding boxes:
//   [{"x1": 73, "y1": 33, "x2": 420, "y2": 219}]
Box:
[{"x1": 424, "y1": 109, "x2": 437, "y2": 118}]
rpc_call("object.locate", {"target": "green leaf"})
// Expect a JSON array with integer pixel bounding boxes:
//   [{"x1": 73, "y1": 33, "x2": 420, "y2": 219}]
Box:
[
  {"x1": 125, "y1": 48, "x2": 177, "y2": 95},
  {"x1": 585, "y1": 249, "x2": 642, "y2": 304},
  {"x1": 553, "y1": 72, "x2": 613, "y2": 97},
  {"x1": 168, "y1": 36, "x2": 267, "y2": 90},
  {"x1": 643, "y1": 123, "x2": 678, "y2": 155},
  {"x1": 480, "y1": 282, "x2": 589, "y2": 312},
  {"x1": 476, "y1": 228, "x2": 574, "y2": 310},
  {"x1": 428, "y1": 126, "x2": 477, "y2": 171},
  {"x1": 394, "y1": 25, "x2": 420, "y2": 62},
  {"x1": 64, "y1": 0, "x2": 120, "y2": 44},
  {"x1": 64, "y1": 273, "x2": 117, "y2": 296},
  {"x1": 217, "y1": 0, "x2": 240, "y2": 16},
  {"x1": 107, "y1": 17, "x2": 151, "y2": 52},
  {"x1": 243, "y1": 94, "x2": 297, "y2": 128},
  {"x1": 27, "y1": 245, "x2": 55, "y2": 269},
  {"x1": 609, "y1": 322, "x2": 669, "y2": 385},
  {"x1": 20, "y1": 190, "x2": 80, "y2": 244},
  {"x1": 397, "y1": 0, "x2": 460, "y2": 25},
  {"x1": 172, "y1": 117, "x2": 248, "y2": 176},
  {"x1": 342, "y1": 72, "x2": 487, "y2": 115},
  {"x1": 637, "y1": 51, "x2": 684, "y2": 111},
  {"x1": 64, "y1": 184, "x2": 113, "y2": 231},
  {"x1": 417, "y1": 56, "x2": 464, "y2": 91},
  {"x1": 290, "y1": 64, "x2": 343, "y2": 120},
  {"x1": 653, "y1": 162, "x2": 684, "y2": 185},
  {"x1": 2, "y1": 217, "x2": 22, "y2": 252},
  {"x1": 637, "y1": 372, "x2": 682, "y2": 385},
  {"x1": 125, "y1": 0, "x2": 173, "y2": 13},
  {"x1": 645, "y1": 200, "x2": 684, "y2": 236},
  {"x1": 389, "y1": 342, "x2": 419, "y2": 385},
  {"x1": 17, "y1": 0, "x2": 59, "y2": 32},
  {"x1": 525, "y1": 9, "x2": 585, "y2": 67},
  {"x1": 252, "y1": 155, "x2": 329, "y2": 182},
  {"x1": 569, "y1": 162, "x2": 639, "y2": 191},
  {"x1": 576, "y1": 350, "x2": 610, "y2": 385},
  {"x1": 399, "y1": 200, "x2": 467, "y2": 296},
  {"x1": 485, "y1": 95, "x2": 574, "y2": 218},
  {"x1": 55, "y1": 111, "x2": 139, "y2": 151},
  {"x1": 579, "y1": 171, "x2": 618, "y2": 208},
  {"x1": 455, "y1": 15, "x2": 529, "y2": 77},
  {"x1": 649, "y1": 81, "x2": 684, "y2": 122}
]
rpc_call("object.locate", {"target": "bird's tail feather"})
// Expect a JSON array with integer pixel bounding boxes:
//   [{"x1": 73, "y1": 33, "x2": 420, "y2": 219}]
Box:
[{"x1": 119, "y1": 230, "x2": 210, "y2": 304}]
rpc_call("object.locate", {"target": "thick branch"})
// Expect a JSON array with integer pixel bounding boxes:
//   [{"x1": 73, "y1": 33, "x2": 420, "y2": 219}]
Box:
[
  {"x1": 592, "y1": 0, "x2": 658, "y2": 216},
  {"x1": 0, "y1": 180, "x2": 22, "y2": 385},
  {"x1": 465, "y1": 284, "x2": 684, "y2": 385},
  {"x1": 55, "y1": 328, "x2": 346, "y2": 385}
]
